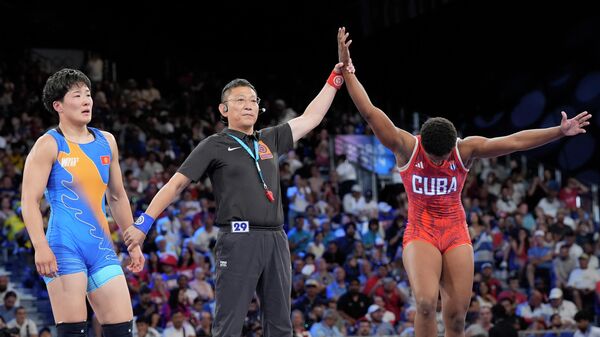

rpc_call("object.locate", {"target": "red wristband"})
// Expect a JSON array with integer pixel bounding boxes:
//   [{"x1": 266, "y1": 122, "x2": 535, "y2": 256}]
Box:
[{"x1": 327, "y1": 71, "x2": 344, "y2": 90}]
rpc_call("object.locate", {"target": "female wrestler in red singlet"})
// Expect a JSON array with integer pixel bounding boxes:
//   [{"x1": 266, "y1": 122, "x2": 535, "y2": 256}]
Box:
[{"x1": 337, "y1": 27, "x2": 591, "y2": 337}]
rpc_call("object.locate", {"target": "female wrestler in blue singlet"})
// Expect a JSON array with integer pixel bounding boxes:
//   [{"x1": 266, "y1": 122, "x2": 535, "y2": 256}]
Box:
[{"x1": 21, "y1": 69, "x2": 144, "y2": 337}]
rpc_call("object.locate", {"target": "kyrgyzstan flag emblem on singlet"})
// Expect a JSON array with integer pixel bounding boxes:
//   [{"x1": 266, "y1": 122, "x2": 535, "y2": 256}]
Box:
[{"x1": 100, "y1": 155, "x2": 110, "y2": 165}]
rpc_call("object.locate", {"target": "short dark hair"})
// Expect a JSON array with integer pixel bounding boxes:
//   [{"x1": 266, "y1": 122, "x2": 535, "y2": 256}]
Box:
[
  {"x1": 420, "y1": 117, "x2": 457, "y2": 157},
  {"x1": 574, "y1": 310, "x2": 593, "y2": 322},
  {"x1": 42, "y1": 68, "x2": 92, "y2": 114},
  {"x1": 221, "y1": 78, "x2": 256, "y2": 103},
  {"x1": 490, "y1": 303, "x2": 507, "y2": 323},
  {"x1": 348, "y1": 277, "x2": 361, "y2": 284},
  {"x1": 4, "y1": 291, "x2": 17, "y2": 300},
  {"x1": 136, "y1": 316, "x2": 151, "y2": 325}
]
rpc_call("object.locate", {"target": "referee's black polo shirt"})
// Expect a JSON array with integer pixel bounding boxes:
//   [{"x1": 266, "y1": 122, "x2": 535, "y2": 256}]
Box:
[{"x1": 177, "y1": 123, "x2": 294, "y2": 229}]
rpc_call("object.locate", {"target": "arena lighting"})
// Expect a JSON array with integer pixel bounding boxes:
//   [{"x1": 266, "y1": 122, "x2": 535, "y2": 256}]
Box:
[
  {"x1": 575, "y1": 71, "x2": 600, "y2": 102},
  {"x1": 473, "y1": 112, "x2": 504, "y2": 129},
  {"x1": 510, "y1": 90, "x2": 546, "y2": 128},
  {"x1": 558, "y1": 134, "x2": 595, "y2": 170}
]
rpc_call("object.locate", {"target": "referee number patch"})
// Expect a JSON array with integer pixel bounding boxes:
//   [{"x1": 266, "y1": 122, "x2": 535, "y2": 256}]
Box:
[{"x1": 231, "y1": 221, "x2": 249, "y2": 233}]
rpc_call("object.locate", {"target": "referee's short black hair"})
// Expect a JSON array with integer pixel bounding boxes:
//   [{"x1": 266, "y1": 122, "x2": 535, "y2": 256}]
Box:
[
  {"x1": 42, "y1": 68, "x2": 91, "y2": 114},
  {"x1": 420, "y1": 117, "x2": 457, "y2": 157},
  {"x1": 221, "y1": 78, "x2": 257, "y2": 103}
]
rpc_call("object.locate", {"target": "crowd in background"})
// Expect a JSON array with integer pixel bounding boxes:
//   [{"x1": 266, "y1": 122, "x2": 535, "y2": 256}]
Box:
[{"x1": 1, "y1": 52, "x2": 599, "y2": 337}]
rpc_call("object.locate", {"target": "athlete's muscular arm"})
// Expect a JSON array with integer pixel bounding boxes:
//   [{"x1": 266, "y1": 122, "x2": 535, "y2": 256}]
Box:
[
  {"x1": 337, "y1": 27, "x2": 415, "y2": 161},
  {"x1": 21, "y1": 135, "x2": 58, "y2": 277},
  {"x1": 103, "y1": 131, "x2": 144, "y2": 272},
  {"x1": 459, "y1": 111, "x2": 591, "y2": 164},
  {"x1": 104, "y1": 132, "x2": 135, "y2": 230},
  {"x1": 123, "y1": 172, "x2": 191, "y2": 249},
  {"x1": 288, "y1": 63, "x2": 344, "y2": 143}
]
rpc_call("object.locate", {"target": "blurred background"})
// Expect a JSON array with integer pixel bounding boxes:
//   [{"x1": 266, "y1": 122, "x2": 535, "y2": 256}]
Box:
[{"x1": 1, "y1": 0, "x2": 599, "y2": 336}]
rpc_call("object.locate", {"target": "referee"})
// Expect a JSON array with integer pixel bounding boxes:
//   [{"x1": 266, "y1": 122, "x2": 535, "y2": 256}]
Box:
[{"x1": 124, "y1": 62, "x2": 346, "y2": 337}]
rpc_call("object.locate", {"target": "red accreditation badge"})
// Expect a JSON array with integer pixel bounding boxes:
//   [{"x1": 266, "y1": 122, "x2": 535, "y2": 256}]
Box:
[{"x1": 100, "y1": 155, "x2": 111, "y2": 165}]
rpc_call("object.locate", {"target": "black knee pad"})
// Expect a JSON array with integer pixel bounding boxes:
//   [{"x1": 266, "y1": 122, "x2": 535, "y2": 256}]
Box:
[
  {"x1": 101, "y1": 321, "x2": 132, "y2": 337},
  {"x1": 57, "y1": 321, "x2": 88, "y2": 337}
]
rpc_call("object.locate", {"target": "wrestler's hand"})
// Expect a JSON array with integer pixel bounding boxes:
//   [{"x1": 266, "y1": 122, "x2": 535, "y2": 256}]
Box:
[
  {"x1": 124, "y1": 225, "x2": 146, "y2": 250},
  {"x1": 34, "y1": 242, "x2": 58, "y2": 278},
  {"x1": 337, "y1": 27, "x2": 354, "y2": 73},
  {"x1": 560, "y1": 111, "x2": 591, "y2": 136},
  {"x1": 127, "y1": 244, "x2": 145, "y2": 273}
]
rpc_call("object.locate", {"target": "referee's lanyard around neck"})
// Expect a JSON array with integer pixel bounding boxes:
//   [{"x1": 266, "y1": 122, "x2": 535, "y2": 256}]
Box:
[{"x1": 227, "y1": 134, "x2": 275, "y2": 203}]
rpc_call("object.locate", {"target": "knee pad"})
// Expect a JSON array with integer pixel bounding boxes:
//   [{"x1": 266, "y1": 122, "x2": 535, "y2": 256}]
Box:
[
  {"x1": 101, "y1": 321, "x2": 132, "y2": 337},
  {"x1": 57, "y1": 321, "x2": 88, "y2": 337}
]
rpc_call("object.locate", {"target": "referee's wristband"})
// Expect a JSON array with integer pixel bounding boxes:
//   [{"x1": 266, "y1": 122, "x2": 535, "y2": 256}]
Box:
[
  {"x1": 327, "y1": 71, "x2": 344, "y2": 90},
  {"x1": 133, "y1": 212, "x2": 155, "y2": 235}
]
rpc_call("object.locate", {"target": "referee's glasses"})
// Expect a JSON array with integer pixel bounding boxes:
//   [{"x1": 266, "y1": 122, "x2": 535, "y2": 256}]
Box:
[{"x1": 223, "y1": 97, "x2": 261, "y2": 106}]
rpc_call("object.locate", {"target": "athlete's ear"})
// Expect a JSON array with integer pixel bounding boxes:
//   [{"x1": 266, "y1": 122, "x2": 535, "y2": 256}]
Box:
[{"x1": 53, "y1": 100, "x2": 63, "y2": 114}]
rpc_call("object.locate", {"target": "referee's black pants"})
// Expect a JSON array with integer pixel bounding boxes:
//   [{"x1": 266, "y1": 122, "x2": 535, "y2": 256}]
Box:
[{"x1": 212, "y1": 228, "x2": 292, "y2": 337}]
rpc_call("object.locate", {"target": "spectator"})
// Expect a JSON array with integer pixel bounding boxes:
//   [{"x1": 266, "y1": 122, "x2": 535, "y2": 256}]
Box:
[
  {"x1": 0, "y1": 291, "x2": 17, "y2": 322},
  {"x1": 488, "y1": 304, "x2": 518, "y2": 337},
  {"x1": 567, "y1": 253, "x2": 600, "y2": 311},
  {"x1": 537, "y1": 181, "x2": 562, "y2": 219},
  {"x1": 176, "y1": 275, "x2": 199, "y2": 305},
  {"x1": 553, "y1": 244, "x2": 578, "y2": 289},
  {"x1": 574, "y1": 310, "x2": 600, "y2": 337},
  {"x1": 474, "y1": 281, "x2": 497, "y2": 308},
  {"x1": 6, "y1": 307, "x2": 38, "y2": 337},
  {"x1": 480, "y1": 262, "x2": 502, "y2": 299},
  {"x1": 336, "y1": 278, "x2": 372, "y2": 326},
  {"x1": 0, "y1": 275, "x2": 19, "y2": 307},
  {"x1": 355, "y1": 318, "x2": 372, "y2": 336},
  {"x1": 496, "y1": 186, "x2": 517, "y2": 216},
  {"x1": 515, "y1": 290, "x2": 545, "y2": 325},
  {"x1": 161, "y1": 288, "x2": 192, "y2": 325},
  {"x1": 188, "y1": 268, "x2": 214, "y2": 302},
  {"x1": 361, "y1": 219, "x2": 383, "y2": 250},
  {"x1": 311, "y1": 258, "x2": 334, "y2": 287},
  {"x1": 342, "y1": 185, "x2": 366, "y2": 217},
  {"x1": 307, "y1": 231, "x2": 326, "y2": 259},
  {"x1": 373, "y1": 277, "x2": 404, "y2": 320},
  {"x1": 370, "y1": 296, "x2": 396, "y2": 324},
  {"x1": 526, "y1": 230, "x2": 553, "y2": 289},
  {"x1": 38, "y1": 327, "x2": 52, "y2": 337},
  {"x1": 162, "y1": 310, "x2": 195, "y2": 337},
  {"x1": 397, "y1": 306, "x2": 416, "y2": 337},
  {"x1": 542, "y1": 313, "x2": 573, "y2": 337},
  {"x1": 291, "y1": 310, "x2": 311, "y2": 337},
  {"x1": 365, "y1": 304, "x2": 394, "y2": 336},
  {"x1": 133, "y1": 286, "x2": 161, "y2": 325},
  {"x1": 134, "y1": 316, "x2": 161, "y2": 337},
  {"x1": 334, "y1": 222, "x2": 359, "y2": 258},
  {"x1": 287, "y1": 175, "x2": 312, "y2": 226},
  {"x1": 541, "y1": 288, "x2": 577, "y2": 328},
  {"x1": 559, "y1": 178, "x2": 589, "y2": 211},
  {"x1": 308, "y1": 309, "x2": 343, "y2": 337},
  {"x1": 335, "y1": 155, "x2": 357, "y2": 198},
  {"x1": 465, "y1": 305, "x2": 494, "y2": 337},
  {"x1": 191, "y1": 215, "x2": 218, "y2": 254},
  {"x1": 195, "y1": 311, "x2": 212, "y2": 337},
  {"x1": 497, "y1": 276, "x2": 527, "y2": 305},
  {"x1": 326, "y1": 267, "x2": 347, "y2": 300},
  {"x1": 288, "y1": 215, "x2": 312, "y2": 255},
  {"x1": 292, "y1": 279, "x2": 328, "y2": 318},
  {"x1": 554, "y1": 229, "x2": 583, "y2": 261}
]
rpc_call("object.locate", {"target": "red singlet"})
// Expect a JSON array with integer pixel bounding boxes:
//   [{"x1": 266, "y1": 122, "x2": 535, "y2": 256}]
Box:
[{"x1": 400, "y1": 136, "x2": 472, "y2": 254}]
